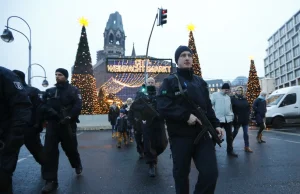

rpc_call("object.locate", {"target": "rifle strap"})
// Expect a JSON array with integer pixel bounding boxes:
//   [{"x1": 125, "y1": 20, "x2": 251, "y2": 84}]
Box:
[{"x1": 173, "y1": 74, "x2": 184, "y2": 95}]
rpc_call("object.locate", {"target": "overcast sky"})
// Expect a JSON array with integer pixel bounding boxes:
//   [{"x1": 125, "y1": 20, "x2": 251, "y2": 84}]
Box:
[{"x1": 1, "y1": 0, "x2": 299, "y2": 91}]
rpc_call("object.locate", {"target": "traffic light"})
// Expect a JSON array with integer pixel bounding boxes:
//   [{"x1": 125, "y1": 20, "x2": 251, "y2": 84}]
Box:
[{"x1": 158, "y1": 8, "x2": 167, "y2": 26}]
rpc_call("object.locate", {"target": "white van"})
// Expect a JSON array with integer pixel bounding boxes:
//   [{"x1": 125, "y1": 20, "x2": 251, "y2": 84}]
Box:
[{"x1": 265, "y1": 86, "x2": 300, "y2": 129}]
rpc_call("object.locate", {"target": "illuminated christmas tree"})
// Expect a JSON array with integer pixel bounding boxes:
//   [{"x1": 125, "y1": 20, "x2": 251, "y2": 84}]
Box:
[
  {"x1": 246, "y1": 59, "x2": 261, "y2": 107},
  {"x1": 71, "y1": 17, "x2": 100, "y2": 114},
  {"x1": 98, "y1": 87, "x2": 110, "y2": 114},
  {"x1": 187, "y1": 24, "x2": 202, "y2": 77}
]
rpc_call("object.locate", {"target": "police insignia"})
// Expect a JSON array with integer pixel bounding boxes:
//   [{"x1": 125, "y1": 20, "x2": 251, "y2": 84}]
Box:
[
  {"x1": 13, "y1": 82, "x2": 23, "y2": 90},
  {"x1": 78, "y1": 94, "x2": 82, "y2": 99}
]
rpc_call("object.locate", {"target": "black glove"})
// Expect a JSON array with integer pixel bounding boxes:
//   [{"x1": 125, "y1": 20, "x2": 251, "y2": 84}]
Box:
[{"x1": 60, "y1": 116, "x2": 71, "y2": 124}]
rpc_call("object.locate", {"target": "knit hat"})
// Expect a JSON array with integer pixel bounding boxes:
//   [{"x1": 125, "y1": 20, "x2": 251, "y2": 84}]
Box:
[
  {"x1": 55, "y1": 68, "x2": 69, "y2": 79},
  {"x1": 175, "y1": 45, "x2": 192, "y2": 64},
  {"x1": 12, "y1": 70, "x2": 26, "y2": 83},
  {"x1": 221, "y1": 83, "x2": 230, "y2": 89}
]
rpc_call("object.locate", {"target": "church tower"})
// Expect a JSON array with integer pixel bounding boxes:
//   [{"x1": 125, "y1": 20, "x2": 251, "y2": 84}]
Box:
[{"x1": 103, "y1": 11, "x2": 126, "y2": 57}]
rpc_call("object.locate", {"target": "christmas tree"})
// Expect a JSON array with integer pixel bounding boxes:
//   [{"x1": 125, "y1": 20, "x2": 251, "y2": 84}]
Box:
[
  {"x1": 71, "y1": 17, "x2": 100, "y2": 114},
  {"x1": 187, "y1": 24, "x2": 202, "y2": 77},
  {"x1": 246, "y1": 59, "x2": 261, "y2": 107},
  {"x1": 98, "y1": 87, "x2": 110, "y2": 114}
]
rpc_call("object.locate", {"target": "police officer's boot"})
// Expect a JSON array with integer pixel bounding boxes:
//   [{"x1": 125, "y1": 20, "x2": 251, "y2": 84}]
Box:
[
  {"x1": 75, "y1": 164, "x2": 83, "y2": 175},
  {"x1": 41, "y1": 181, "x2": 58, "y2": 193},
  {"x1": 148, "y1": 164, "x2": 156, "y2": 177}
]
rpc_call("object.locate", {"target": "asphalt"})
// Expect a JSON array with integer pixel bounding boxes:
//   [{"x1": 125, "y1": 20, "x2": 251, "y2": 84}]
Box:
[{"x1": 12, "y1": 128, "x2": 300, "y2": 194}]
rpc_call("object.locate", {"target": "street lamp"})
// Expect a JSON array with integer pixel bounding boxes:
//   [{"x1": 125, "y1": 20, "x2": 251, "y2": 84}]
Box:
[
  {"x1": 30, "y1": 63, "x2": 48, "y2": 87},
  {"x1": 1, "y1": 16, "x2": 32, "y2": 86}
]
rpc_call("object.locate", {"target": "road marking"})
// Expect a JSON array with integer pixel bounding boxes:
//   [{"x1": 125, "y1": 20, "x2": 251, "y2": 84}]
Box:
[
  {"x1": 267, "y1": 130, "x2": 300, "y2": 137},
  {"x1": 269, "y1": 137, "x2": 282, "y2": 140},
  {"x1": 17, "y1": 158, "x2": 27, "y2": 163},
  {"x1": 285, "y1": 140, "x2": 300, "y2": 144},
  {"x1": 250, "y1": 132, "x2": 300, "y2": 144},
  {"x1": 18, "y1": 132, "x2": 84, "y2": 163}
]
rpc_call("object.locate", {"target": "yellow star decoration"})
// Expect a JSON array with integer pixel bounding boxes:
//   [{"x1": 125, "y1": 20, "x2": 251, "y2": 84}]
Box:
[
  {"x1": 79, "y1": 17, "x2": 89, "y2": 27},
  {"x1": 187, "y1": 23, "x2": 195, "y2": 31},
  {"x1": 249, "y1": 56, "x2": 254, "y2": 60}
]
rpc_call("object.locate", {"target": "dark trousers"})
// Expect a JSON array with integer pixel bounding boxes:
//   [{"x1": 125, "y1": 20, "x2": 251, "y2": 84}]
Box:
[
  {"x1": 220, "y1": 122, "x2": 234, "y2": 152},
  {"x1": 24, "y1": 126, "x2": 45, "y2": 165},
  {"x1": 134, "y1": 130, "x2": 144, "y2": 154},
  {"x1": 233, "y1": 124, "x2": 250, "y2": 147},
  {"x1": 142, "y1": 124, "x2": 157, "y2": 165},
  {"x1": 0, "y1": 145, "x2": 21, "y2": 193},
  {"x1": 170, "y1": 134, "x2": 218, "y2": 194},
  {"x1": 42, "y1": 121, "x2": 81, "y2": 181}
]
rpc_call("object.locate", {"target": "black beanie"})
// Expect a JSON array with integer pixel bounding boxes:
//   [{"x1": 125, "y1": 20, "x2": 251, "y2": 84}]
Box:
[
  {"x1": 175, "y1": 45, "x2": 193, "y2": 64},
  {"x1": 222, "y1": 83, "x2": 230, "y2": 89},
  {"x1": 12, "y1": 70, "x2": 26, "y2": 83},
  {"x1": 55, "y1": 68, "x2": 69, "y2": 79}
]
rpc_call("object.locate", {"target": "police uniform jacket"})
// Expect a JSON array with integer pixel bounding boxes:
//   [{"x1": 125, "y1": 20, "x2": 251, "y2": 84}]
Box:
[
  {"x1": 0, "y1": 67, "x2": 32, "y2": 147},
  {"x1": 42, "y1": 81, "x2": 82, "y2": 122},
  {"x1": 157, "y1": 68, "x2": 220, "y2": 137}
]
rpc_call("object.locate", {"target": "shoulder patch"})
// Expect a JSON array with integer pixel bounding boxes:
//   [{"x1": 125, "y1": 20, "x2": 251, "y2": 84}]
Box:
[
  {"x1": 78, "y1": 94, "x2": 82, "y2": 99},
  {"x1": 13, "y1": 82, "x2": 24, "y2": 90},
  {"x1": 161, "y1": 90, "x2": 167, "y2": 95}
]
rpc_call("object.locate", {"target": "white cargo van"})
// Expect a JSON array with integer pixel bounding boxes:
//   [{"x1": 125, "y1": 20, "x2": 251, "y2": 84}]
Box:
[{"x1": 265, "y1": 86, "x2": 300, "y2": 129}]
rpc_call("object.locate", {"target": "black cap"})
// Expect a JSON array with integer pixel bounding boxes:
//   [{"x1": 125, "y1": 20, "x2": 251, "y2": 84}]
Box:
[
  {"x1": 222, "y1": 83, "x2": 230, "y2": 89},
  {"x1": 12, "y1": 70, "x2": 26, "y2": 83},
  {"x1": 175, "y1": 45, "x2": 192, "y2": 64},
  {"x1": 55, "y1": 68, "x2": 69, "y2": 79}
]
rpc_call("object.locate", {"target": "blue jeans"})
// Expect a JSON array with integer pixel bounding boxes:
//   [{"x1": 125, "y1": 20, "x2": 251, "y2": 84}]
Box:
[
  {"x1": 111, "y1": 125, "x2": 116, "y2": 134},
  {"x1": 233, "y1": 124, "x2": 249, "y2": 147}
]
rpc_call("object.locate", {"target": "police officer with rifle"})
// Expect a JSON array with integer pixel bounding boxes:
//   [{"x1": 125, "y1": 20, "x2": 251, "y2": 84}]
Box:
[
  {"x1": 129, "y1": 77, "x2": 168, "y2": 177},
  {"x1": 13, "y1": 70, "x2": 45, "y2": 166},
  {"x1": 40, "y1": 68, "x2": 83, "y2": 193},
  {"x1": 157, "y1": 46, "x2": 224, "y2": 194},
  {"x1": 0, "y1": 66, "x2": 32, "y2": 193}
]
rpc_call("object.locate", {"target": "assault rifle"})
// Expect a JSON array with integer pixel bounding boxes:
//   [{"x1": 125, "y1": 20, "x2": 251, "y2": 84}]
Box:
[
  {"x1": 135, "y1": 96, "x2": 160, "y2": 122},
  {"x1": 173, "y1": 74, "x2": 224, "y2": 147}
]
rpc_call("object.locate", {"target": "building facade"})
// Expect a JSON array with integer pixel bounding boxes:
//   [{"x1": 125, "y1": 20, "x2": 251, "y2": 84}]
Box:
[{"x1": 264, "y1": 10, "x2": 300, "y2": 90}]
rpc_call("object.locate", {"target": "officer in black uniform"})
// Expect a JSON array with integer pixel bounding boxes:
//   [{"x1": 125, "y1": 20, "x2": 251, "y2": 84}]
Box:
[
  {"x1": 157, "y1": 46, "x2": 224, "y2": 194},
  {"x1": 130, "y1": 77, "x2": 168, "y2": 177},
  {"x1": 41, "y1": 68, "x2": 83, "y2": 193},
  {"x1": 12, "y1": 70, "x2": 45, "y2": 165},
  {"x1": 0, "y1": 66, "x2": 32, "y2": 193}
]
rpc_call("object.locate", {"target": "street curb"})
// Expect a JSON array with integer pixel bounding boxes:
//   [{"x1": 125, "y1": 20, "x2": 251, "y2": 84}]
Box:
[{"x1": 77, "y1": 126, "x2": 112, "y2": 131}]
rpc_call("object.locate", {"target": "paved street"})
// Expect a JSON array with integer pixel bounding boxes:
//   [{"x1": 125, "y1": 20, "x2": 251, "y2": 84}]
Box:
[{"x1": 12, "y1": 128, "x2": 300, "y2": 194}]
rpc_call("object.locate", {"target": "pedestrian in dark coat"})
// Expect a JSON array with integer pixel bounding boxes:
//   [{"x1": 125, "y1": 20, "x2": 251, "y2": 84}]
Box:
[
  {"x1": 253, "y1": 91, "x2": 267, "y2": 143},
  {"x1": 231, "y1": 86, "x2": 253, "y2": 152},
  {"x1": 108, "y1": 101, "x2": 120, "y2": 138}
]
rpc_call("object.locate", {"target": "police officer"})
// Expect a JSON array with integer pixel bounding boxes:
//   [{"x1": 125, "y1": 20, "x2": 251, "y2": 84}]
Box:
[
  {"x1": 12, "y1": 70, "x2": 45, "y2": 165},
  {"x1": 130, "y1": 77, "x2": 168, "y2": 177},
  {"x1": 157, "y1": 46, "x2": 224, "y2": 194},
  {"x1": 0, "y1": 66, "x2": 32, "y2": 193},
  {"x1": 41, "y1": 68, "x2": 82, "y2": 193}
]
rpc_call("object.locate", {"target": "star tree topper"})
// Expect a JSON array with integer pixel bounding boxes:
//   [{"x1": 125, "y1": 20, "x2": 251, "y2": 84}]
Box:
[
  {"x1": 79, "y1": 17, "x2": 89, "y2": 27},
  {"x1": 187, "y1": 23, "x2": 195, "y2": 31}
]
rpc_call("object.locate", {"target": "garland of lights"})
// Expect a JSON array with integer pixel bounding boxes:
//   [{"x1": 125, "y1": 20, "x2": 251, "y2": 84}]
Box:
[{"x1": 246, "y1": 59, "x2": 261, "y2": 112}]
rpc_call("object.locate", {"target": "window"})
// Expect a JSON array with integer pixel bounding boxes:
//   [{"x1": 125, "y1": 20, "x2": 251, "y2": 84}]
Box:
[
  {"x1": 292, "y1": 35, "x2": 299, "y2": 46},
  {"x1": 279, "y1": 46, "x2": 284, "y2": 56},
  {"x1": 269, "y1": 55, "x2": 273, "y2": 63},
  {"x1": 295, "y1": 12, "x2": 300, "y2": 24},
  {"x1": 275, "y1": 78, "x2": 280, "y2": 85},
  {"x1": 270, "y1": 71, "x2": 275, "y2": 78},
  {"x1": 274, "y1": 41, "x2": 279, "y2": 49},
  {"x1": 281, "y1": 75, "x2": 286, "y2": 83},
  {"x1": 280, "y1": 93, "x2": 297, "y2": 106},
  {"x1": 280, "y1": 27, "x2": 285, "y2": 37},
  {"x1": 274, "y1": 32, "x2": 279, "y2": 41},
  {"x1": 280, "y1": 36, "x2": 286, "y2": 45},
  {"x1": 280, "y1": 56, "x2": 285, "y2": 65},
  {"x1": 286, "y1": 51, "x2": 292, "y2": 61},
  {"x1": 274, "y1": 60, "x2": 279, "y2": 68},
  {"x1": 295, "y1": 57, "x2": 300, "y2": 68},
  {"x1": 265, "y1": 66, "x2": 269, "y2": 74},
  {"x1": 285, "y1": 41, "x2": 291, "y2": 51},
  {"x1": 274, "y1": 50, "x2": 279, "y2": 59},
  {"x1": 287, "y1": 30, "x2": 294, "y2": 39},
  {"x1": 287, "y1": 72, "x2": 294, "y2": 80},
  {"x1": 287, "y1": 62, "x2": 293, "y2": 72},
  {"x1": 269, "y1": 63, "x2": 274, "y2": 71},
  {"x1": 296, "y1": 69, "x2": 300, "y2": 77},
  {"x1": 275, "y1": 69, "x2": 280, "y2": 77},
  {"x1": 280, "y1": 65, "x2": 286, "y2": 74},
  {"x1": 293, "y1": 46, "x2": 299, "y2": 57},
  {"x1": 264, "y1": 58, "x2": 268, "y2": 66},
  {"x1": 269, "y1": 37, "x2": 273, "y2": 46},
  {"x1": 287, "y1": 20, "x2": 293, "y2": 31}
]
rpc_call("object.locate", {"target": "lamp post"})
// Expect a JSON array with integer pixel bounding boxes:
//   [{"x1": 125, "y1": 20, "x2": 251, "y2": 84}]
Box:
[
  {"x1": 1, "y1": 16, "x2": 32, "y2": 86},
  {"x1": 30, "y1": 63, "x2": 48, "y2": 87}
]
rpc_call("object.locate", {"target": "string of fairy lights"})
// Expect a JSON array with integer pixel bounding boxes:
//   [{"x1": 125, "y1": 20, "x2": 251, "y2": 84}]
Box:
[
  {"x1": 246, "y1": 59, "x2": 261, "y2": 107},
  {"x1": 187, "y1": 24, "x2": 202, "y2": 77}
]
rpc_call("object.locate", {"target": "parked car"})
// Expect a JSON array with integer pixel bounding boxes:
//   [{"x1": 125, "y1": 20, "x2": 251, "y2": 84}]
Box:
[{"x1": 266, "y1": 86, "x2": 300, "y2": 129}]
